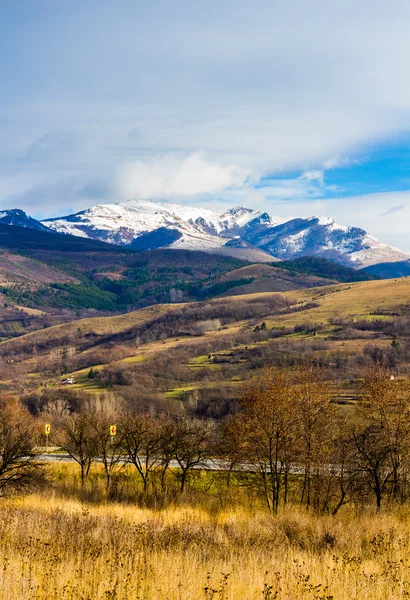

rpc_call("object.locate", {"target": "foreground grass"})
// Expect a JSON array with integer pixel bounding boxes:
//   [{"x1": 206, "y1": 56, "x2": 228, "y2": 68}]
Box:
[{"x1": 2, "y1": 487, "x2": 410, "y2": 599}]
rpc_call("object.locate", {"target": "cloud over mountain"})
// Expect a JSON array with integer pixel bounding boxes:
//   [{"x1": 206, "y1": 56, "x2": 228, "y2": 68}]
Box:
[{"x1": 117, "y1": 153, "x2": 249, "y2": 200}]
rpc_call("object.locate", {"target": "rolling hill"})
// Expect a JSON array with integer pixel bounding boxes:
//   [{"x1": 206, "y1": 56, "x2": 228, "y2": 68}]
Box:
[
  {"x1": 1, "y1": 277, "x2": 408, "y2": 410},
  {"x1": 0, "y1": 223, "x2": 249, "y2": 313}
]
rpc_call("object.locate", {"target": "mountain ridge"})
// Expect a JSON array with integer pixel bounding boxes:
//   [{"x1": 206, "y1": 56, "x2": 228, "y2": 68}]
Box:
[
  {"x1": 0, "y1": 209, "x2": 50, "y2": 232},
  {"x1": 2, "y1": 200, "x2": 408, "y2": 270}
]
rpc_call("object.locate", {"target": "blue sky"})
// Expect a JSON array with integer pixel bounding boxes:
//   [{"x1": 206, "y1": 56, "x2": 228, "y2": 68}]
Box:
[{"x1": 1, "y1": 1, "x2": 410, "y2": 249}]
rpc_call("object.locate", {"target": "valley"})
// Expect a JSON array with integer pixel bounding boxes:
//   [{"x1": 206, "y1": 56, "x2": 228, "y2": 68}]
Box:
[{"x1": 1, "y1": 274, "x2": 408, "y2": 414}]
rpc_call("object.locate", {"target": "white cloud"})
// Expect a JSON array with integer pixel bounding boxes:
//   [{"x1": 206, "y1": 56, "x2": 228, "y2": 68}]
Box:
[
  {"x1": 3, "y1": 0, "x2": 410, "y2": 210},
  {"x1": 117, "y1": 152, "x2": 249, "y2": 200},
  {"x1": 322, "y1": 155, "x2": 362, "y2": 169},
  {"x1": 300, "y1": 170, "x2": 325, "y2": 186}
]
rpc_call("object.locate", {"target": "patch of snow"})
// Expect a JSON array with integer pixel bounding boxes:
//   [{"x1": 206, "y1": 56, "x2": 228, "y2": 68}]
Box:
[
  {"x1": 47, "y1": 223, "x2": 91, "y2": 239},
  {"x1": 312, "y1": 215, "x2": 349, "y2": 232},
  {"x1": 348, "y1": 235, "x2": 410, "y2": 267},
  {"x1": 283, "y1": 229, "x2": 309, "y2": 252},
  {"x1": 44, "y1": 200, "x2": 273, "y2": 251}
]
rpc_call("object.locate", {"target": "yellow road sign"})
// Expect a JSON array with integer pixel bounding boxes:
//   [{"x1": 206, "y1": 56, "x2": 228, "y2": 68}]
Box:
[
  {"x1": 110, "y1": 425, "x2": 117, "y2": 436},
  {"x1": 45, "y1": 424, "x2": 51, "y2": 435}
]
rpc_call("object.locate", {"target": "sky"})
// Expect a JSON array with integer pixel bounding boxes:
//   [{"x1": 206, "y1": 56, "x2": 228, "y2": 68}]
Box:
[{"x1": 1, "y1": 1, "x2": 410, "y2": 249}]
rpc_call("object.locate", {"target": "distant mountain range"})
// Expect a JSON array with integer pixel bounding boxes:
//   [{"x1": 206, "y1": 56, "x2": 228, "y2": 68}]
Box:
[{"x1": 1, "y1": 200, "x2": 409, "y2": 271}]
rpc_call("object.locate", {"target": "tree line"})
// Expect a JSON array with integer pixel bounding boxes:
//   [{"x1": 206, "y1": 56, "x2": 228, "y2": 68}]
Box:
[{"x1": 2, "y1": 365, "x2": 410, "y2": 513}]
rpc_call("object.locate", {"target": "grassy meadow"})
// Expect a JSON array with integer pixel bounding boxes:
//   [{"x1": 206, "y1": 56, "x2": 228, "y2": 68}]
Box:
[{"x1": 1, "y1": 465, "x2": 410, "y2": 599}]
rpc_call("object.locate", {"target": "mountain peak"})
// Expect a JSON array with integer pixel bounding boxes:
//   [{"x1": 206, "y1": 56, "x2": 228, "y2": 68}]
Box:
[
  {"x1": 35, "y1": 200, "x2": 410, "y2": 269},
  {"x1": 0, "y1": 209, "x2": 50, "y2": 232},
  {"x1": 223, "y1": 206, "x2": 254, "y2": 216}
]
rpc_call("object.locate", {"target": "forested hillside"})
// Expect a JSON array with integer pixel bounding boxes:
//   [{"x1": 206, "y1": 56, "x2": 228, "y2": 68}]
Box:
[{"x1": 0, "y1": 223, "x2": 375, "y2": 341}]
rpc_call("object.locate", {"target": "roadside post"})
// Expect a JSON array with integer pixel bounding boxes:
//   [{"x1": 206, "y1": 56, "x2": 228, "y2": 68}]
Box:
[
  {"x1": 110, "y1": 425, "x2": 117, "y2": 453},
  {"x1": 44, "y1": 423, "x2": 51, "y2": 453}
]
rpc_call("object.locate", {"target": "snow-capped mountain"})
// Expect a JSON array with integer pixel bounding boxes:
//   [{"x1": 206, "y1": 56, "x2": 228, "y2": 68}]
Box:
[
  {"x1": 14, "y1": 199, "x2": 408, "y2": 268},
  {"x1": 192, "y1": 206, "x2": 276, "y2": 237},
  {"x1": 43, "y1": 200, "x2": 274, "y2": 245},
  {"x1": 42, "y1": 200, "x2": 275, "y2": 262},
  {"x1": 0, "y1": 209, "x2": 50, "y2": 232},
  {"x1": 243, "y1": 216, "x2": 410, "y2": 267}
]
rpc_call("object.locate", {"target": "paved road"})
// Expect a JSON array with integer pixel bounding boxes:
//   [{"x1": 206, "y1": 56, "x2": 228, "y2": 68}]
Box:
[
  {"x1": 36, "y1": 453, "x2": 236, "y2": 471},
  {"x1": 36, "y1": 453, "x2": 311, "y2": 474}
]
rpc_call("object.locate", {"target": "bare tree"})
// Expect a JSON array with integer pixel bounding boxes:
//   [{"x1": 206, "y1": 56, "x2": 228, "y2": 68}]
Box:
[
  {"x1": 120, "y1": 411, "x2": 162, "y2": 491},
  {"x1": 171, "y1": 417, "x2": 214, "y2": 493},
  {"x1": 41, "y1": 398, "x2": 71, "y2": 417},
  {"x1": 0, "y1": 397, "x2": 45, "y2": 496},
  {"x1": 219, "y1": 416, "x2": 247, "y2": 488},
  {"x1": 56, "y1": 411, "x2": 99, "y2": 485},
  {"x1": 352, "y1": 366, "x2": 410, "y2": 509},
  {"x1": 157, "y1": 415, "x2": 178, "y2": 491},
  {"x1": 232, "y1": 368, "x2": 299, "y2": 512},
  {"x1": 90, "y1": 412, "x2": 124, "y2": 490},
  {"x1": 292, "y1": 366, "x2": 335, "y2": 510}
]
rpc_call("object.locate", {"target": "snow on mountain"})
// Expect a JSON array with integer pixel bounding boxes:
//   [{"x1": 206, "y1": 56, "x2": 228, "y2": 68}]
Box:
[
  {"x1": 116, "y1": 200, "x2": 275, "y2": 238},
  {"x1": 121, "y1": 199, "x2": 219, "y2": 226},
  {"x1": 0, "y1": 209, "x2": 50, "y2": 232},
  {"x1": 192, "y1": 206, "x2": 276, "y2": 236},
  {"x1": 244, "y1": 216, "x2": 410, "y2": 268},
  {"x1": 43, "y1": 200, "x2": 275, "y2": 250},
  {"x1": 38, "y1": 201, "x2": 410, "y2": 268},
  {"x1": 44, "y1": 201, "x2": 191, "y2": 245},
  {"x1": 347, "y1": 234, "x2": 410, "y2": 267}
]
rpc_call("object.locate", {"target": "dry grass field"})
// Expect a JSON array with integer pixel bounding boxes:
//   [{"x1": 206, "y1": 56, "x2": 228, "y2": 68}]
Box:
[
  {"x1": 5, "y1": 277, "x2": 407, "y2": 354},
  {"x1": 264, "y1": 277, "x2": 410, "y2": 327},
  {"x1": 0, "y1": 302, "x2": 182, "y2": 350},
  {"x1": 2, "y1": 488, "x2": 410, "y2": 599},
  {"x1": 0, "y1": 278, "x2": 409, "y2": 598}
]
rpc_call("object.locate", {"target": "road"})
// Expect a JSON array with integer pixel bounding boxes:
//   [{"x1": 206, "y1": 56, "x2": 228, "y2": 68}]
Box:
[{"x1": 35, "y1": 453, "x2": 310, "y2": 475}]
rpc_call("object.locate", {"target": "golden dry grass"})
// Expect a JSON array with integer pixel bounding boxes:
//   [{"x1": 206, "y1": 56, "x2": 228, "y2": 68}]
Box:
[
  {"x1": 0, "y1": 303, "x2": 182, "y2": 351},
  {"x1": 9, "y1": 277, "x2": 408, "y2": 359},
  {"x1": 2, "y1": 486, "x2": 410, "y2": 599},
  {"x1": 220, "y1": 278, "x2": 410, "y2": 328},
  {"x1": 265, "y1": 278, "x2": 410, "y2": 327},
  {"x1": 7, "y1": 277, "x2": 410, "y2": 394}
]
